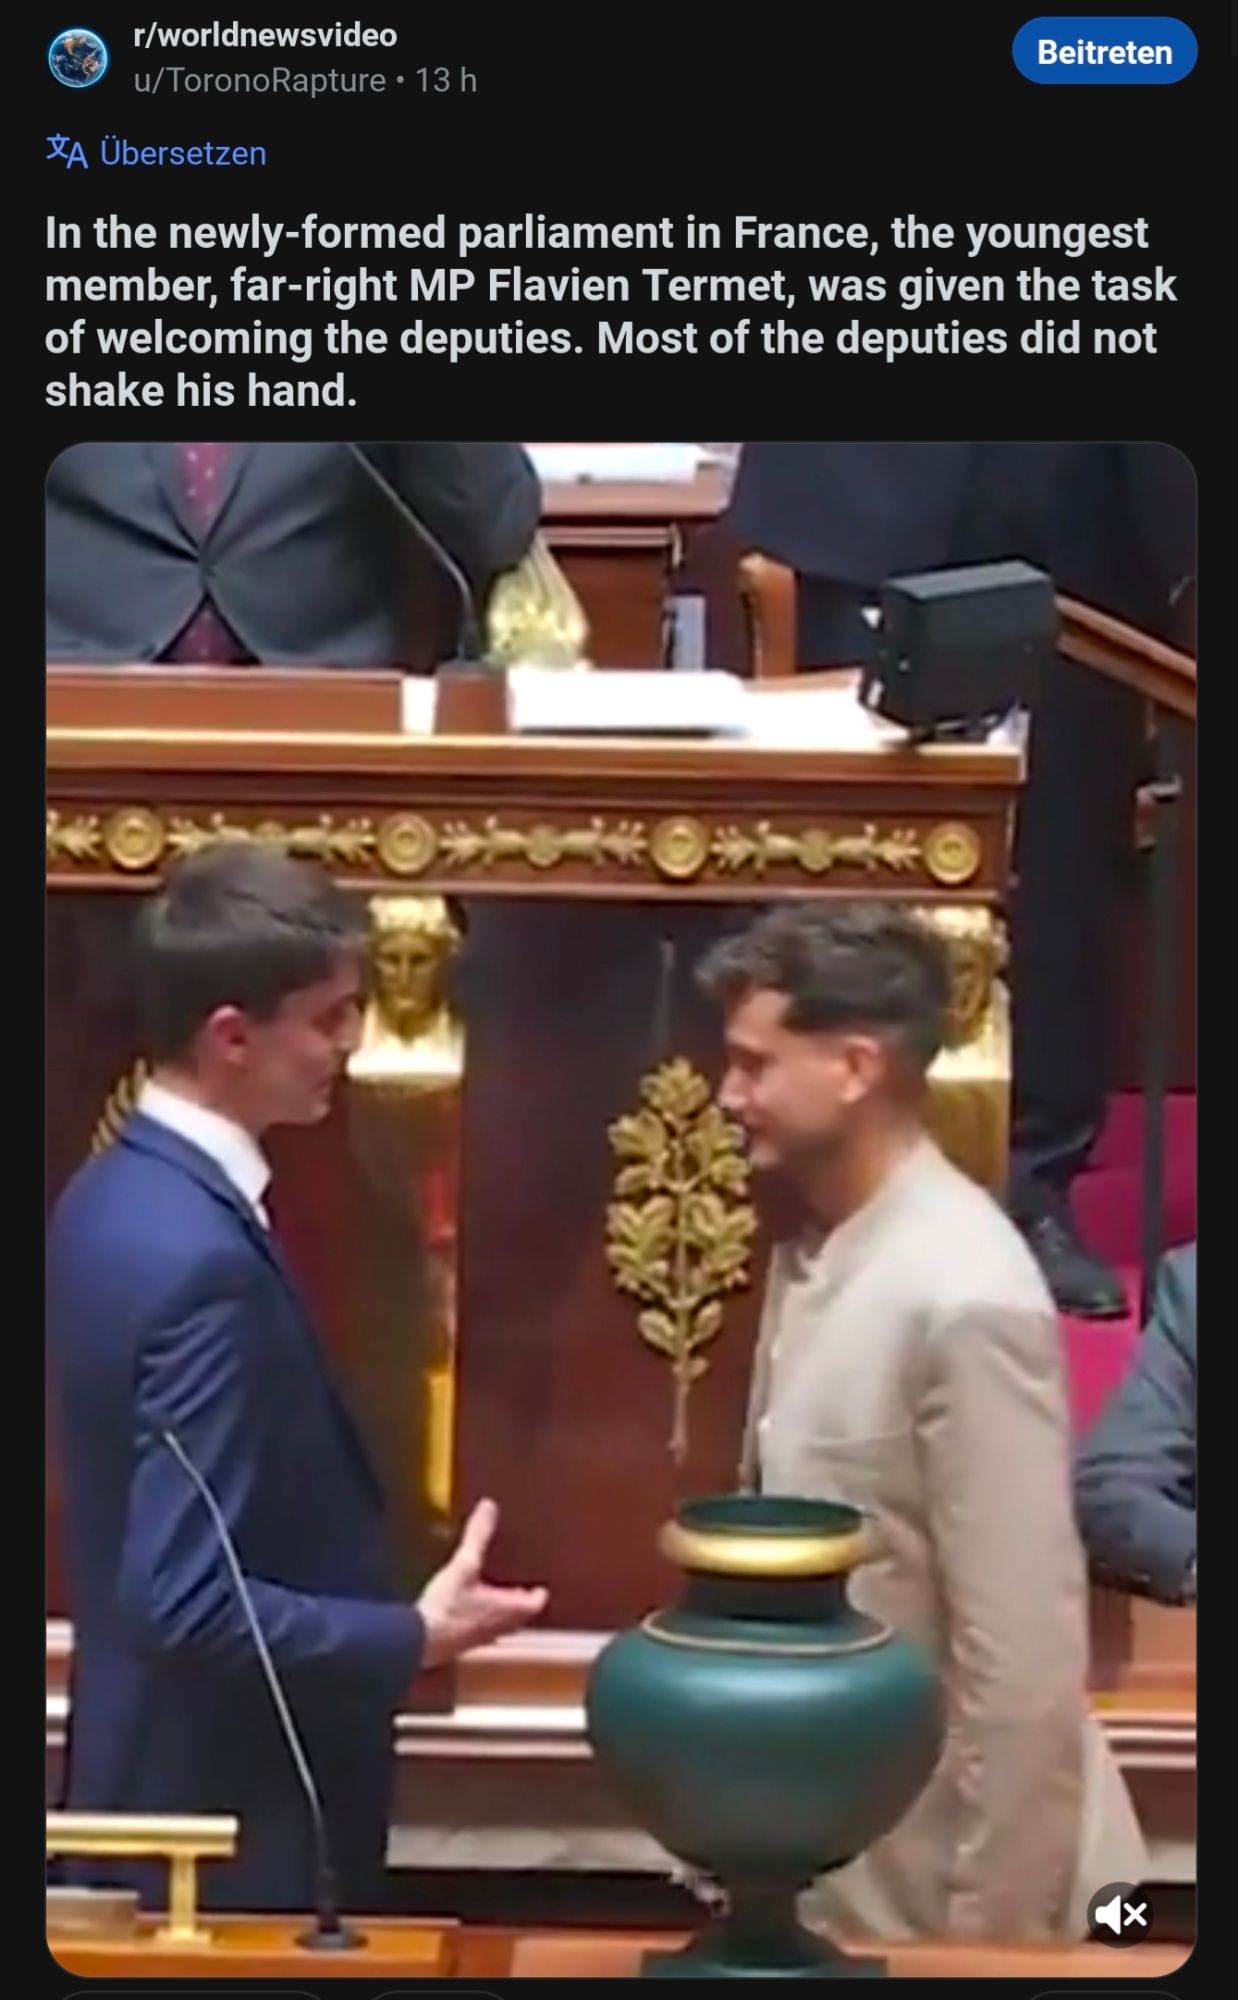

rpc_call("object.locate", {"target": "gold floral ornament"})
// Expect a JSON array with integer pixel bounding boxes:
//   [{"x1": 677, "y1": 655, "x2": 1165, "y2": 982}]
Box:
[
  {"x1": 439, "y1": 816, "x2": 647, "y2": 870},
  {"x1": 91, "y1": 1059, "x2": 149, "y2": 1154},
  {"x1": 46, "y1": 810, "x2": 102, "y2": 865},
  {"x1": 164, "y1": 814, "x2": 377, "y2": 867},
  {"x1": 923, "y1": 821, "x2": 982, "y2": 889},
  {"x1": 606, "y1": 1059, "x2": 757, "y2": 1463},
  {"x1": 709, "y1": 822, "x2": 921, "y2": 877},
  {"x1": 375, "y1": 813, "x2": 438, "y2": 878},
  {"x1": 103, "y1": 808, "x2": 166, "y2": 873},
  {"x1": 485, "y1": 535, "x2": 591, "y2": 668},
  {"x1": 650, "y1": 817, "x2": 711, "y2": 883}
]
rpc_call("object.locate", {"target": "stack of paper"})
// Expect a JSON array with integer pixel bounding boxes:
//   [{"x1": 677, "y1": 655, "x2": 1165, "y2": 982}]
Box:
[
  {"x1": 401, "y1": 670, "x2": 1026, "y2": 748},
  {"x1": 400, "y1": 669, "x2": 747, "y2": 737},
  {"x1": 744, "y1": 686, "x2": 1026, "y2": 753},
  {"x1": 525, "y1": 443, "x2": 706, "y2": 485},
  {"x1": 742, "y1": 685, "x2": 909, "y2": 750},
  {"x1": 509, "y1": 667, "x2": 746, "y2": 735}
]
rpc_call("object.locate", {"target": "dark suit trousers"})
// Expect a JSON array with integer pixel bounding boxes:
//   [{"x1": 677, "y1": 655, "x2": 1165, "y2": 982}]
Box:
[{"x1": 1006, "y1": 651, "x2": 1137, "y2": 1214}]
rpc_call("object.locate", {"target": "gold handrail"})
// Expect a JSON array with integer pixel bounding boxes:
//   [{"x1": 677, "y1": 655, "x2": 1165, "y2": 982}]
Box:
[{"x1": 46, "y1": 1811, "x2": 238, "y2": 1945}]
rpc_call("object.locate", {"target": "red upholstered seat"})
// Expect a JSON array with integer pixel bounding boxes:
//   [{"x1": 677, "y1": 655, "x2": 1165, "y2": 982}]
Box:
[{"x1": 1065, "y1": 1093, "x2": 1195, "y2": 1433}]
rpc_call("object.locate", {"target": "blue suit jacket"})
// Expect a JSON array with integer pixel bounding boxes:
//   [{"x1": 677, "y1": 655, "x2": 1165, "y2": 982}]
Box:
[
  {"x1": 1074, "y1": 1245, "x2": 1197, "y2": 1603},
  {"x1": 45, "y1": 441, "x2": 541, "y2": 664},
  {"x1": 47, "y1": 1113, "x2": 423, "y2": 1911}
]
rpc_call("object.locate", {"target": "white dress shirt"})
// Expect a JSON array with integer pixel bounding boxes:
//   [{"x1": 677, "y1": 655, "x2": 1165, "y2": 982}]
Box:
[{"x1": 139, "y1": 1080, "x2": 271, "y2": 1227}]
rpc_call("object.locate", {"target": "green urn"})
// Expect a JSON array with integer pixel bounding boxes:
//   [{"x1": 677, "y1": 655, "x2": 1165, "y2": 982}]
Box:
[{"x1": 586, "y1": 1495, "x2": 944, "y2": 1978}]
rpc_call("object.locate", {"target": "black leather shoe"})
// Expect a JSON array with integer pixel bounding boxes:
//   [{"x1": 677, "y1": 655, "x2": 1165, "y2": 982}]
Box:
[{"x1": 1020, "y1": 1211, "x2": 1129, "y2": 1319}]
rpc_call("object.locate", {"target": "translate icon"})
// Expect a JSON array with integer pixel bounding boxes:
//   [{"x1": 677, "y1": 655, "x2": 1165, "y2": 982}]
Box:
[
  {"x1": 47, "y1": 28, "x2": 110, "y2": 88},
  {"x1": 1087, "y1": 1881, "x2": 1152, "y2": 1945}
]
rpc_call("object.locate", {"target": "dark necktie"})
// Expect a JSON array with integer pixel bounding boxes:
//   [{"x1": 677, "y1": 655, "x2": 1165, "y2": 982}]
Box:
[{"x1": 162, "y1": 443, "x2": 253, "y2": 665}]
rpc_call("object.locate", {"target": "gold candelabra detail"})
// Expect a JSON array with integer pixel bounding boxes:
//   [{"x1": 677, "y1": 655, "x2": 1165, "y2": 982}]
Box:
[
  {"x1": 45, "y1": 1812, "x2": 237, "y2": 1945},
  {"x1": 607, "y1": 1059, "x2": 756, "y2": 1463},
  {"x1": 485, "y1": 534, "x2": 591, "y2": 668}
]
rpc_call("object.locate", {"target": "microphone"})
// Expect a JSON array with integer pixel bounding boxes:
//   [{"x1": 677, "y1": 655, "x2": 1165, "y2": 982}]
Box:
[
  {"x1": 346, "y1": 442, "x2": 484, "y2": 664},
  {"x1": 158, "y1": 1426, "x2": 364, "y2": 1951}
]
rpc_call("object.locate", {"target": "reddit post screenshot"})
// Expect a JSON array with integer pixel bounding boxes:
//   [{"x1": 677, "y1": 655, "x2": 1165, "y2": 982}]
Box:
[{"x1": 35, "y1": 3, "x2": 1212, "y2": 1996}]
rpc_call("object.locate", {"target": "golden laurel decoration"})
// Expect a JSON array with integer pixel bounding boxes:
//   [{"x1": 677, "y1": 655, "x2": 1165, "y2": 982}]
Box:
[
  {"x1": 159, "y1": 814, "x2": 378, "y2": 867},
  {"x1": 46, "y1": 808, "x2": 969, "y2": 890},
  {"x1": 606, "y1": 1058, "x2": 756, "y2": 1464},
  {"x1": 923, "y1": 822, "x2": 983, "y2": 888},
  {"x1": 46, "y1": 811, "x2": 102, "y2": 865},
  {"x1": 650, "y1": 817, "x2": 710, "y2": 882},
  {"x1": 376, "y1": 813, "x2": 438, "y2": 877},
  {"x1": 439, "y1": 816, "x2": 648, "y2": 871},
  {"x1": 710, "y1": 821, "x2": 922, "y2": 877},
  {"x1": 103, "y1": 808, "x2": 167, "y2": 873},
  {"x1": 91, "y1": 1059, "x2": 149, "y2": 1155}
]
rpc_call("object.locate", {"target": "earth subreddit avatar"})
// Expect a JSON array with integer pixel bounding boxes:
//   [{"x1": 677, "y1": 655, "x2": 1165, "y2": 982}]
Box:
[{"x1": 48, "y1": 29, "x2": 110, "y2": 88}]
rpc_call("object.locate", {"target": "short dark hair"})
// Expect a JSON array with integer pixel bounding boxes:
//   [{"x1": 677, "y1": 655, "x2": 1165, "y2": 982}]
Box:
[
  {"x1": 697, "y1": 902, "x2": 951, "y2": 1072},
  {"x1": 135, "y1": 842, "x2": 369, "y2": 1063}
]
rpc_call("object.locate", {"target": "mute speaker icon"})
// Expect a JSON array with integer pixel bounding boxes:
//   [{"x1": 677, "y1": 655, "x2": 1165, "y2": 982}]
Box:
[{"x1": 1087, "y1": 1881, "x2": 1150, "y2": 1946}]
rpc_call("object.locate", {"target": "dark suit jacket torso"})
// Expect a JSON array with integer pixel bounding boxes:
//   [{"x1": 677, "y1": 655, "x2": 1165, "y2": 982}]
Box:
[
  {"x1": 46, "y1": 1114, "x2": 420, "y2": 1910},
  {"x1": 1074, "y1": 1245, "x2": 1197, "y2": 1602},
  {"x1": 45, "y1": 441, "x2": 540, "y2": 665},
  {"x1": 725, "y1": 442, "x2": 1195, "y2": 662}
]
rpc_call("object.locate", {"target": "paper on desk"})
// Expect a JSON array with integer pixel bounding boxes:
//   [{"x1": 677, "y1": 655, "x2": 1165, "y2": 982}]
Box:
[
  {"x1": 400, "y1": 668, "x2": 747, "y2": 737},
  {"x1": 525, "y1": 443, "x2": 706, "y2": 485},
  {"x1": 401, "y1": 677, "x2": 435, "y2": 733},
  {"x1": 513, "y1": 667, "x2": 748, "y2": 734},
  {"x1": 401, "y1": 671, "x2": 1027, "y2": 749},
  {"x1": 744, "y1": 687, "x2": 1028, "y2": 754},
  {"x1": 742, "y1": 686, "x2": 909, "y2": 749}
]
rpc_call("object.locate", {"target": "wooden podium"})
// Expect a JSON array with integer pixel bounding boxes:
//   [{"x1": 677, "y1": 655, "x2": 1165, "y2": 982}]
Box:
[
  {"x1": 50, "y1": 1913, "x2": 1187, "y2": 1981},
  {"x1": 542, "y1": 464, "x2": 732, "y2": 667},
  {"x1": 51, "y1": 1912, "x2": 454, "y2": 1979},
  {"x1": 46, "y1": 665, "x2": 1018, "y2": 1634}
]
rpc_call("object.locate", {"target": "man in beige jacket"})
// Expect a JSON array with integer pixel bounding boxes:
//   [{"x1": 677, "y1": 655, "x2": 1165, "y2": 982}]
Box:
[{"x1": 698, "y1": 902, "x2": 1145, "y2": 1942}]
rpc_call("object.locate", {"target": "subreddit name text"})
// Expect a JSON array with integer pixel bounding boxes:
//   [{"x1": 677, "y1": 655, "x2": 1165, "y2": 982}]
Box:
[{"x1": 134, "y1": 19, "x2": 399, "y2": 48}]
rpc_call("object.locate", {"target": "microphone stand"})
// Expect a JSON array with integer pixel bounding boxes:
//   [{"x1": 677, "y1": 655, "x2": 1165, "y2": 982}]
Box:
[
  {"x1": 345, "y1": 443, "x2": 510, "y2": 734},
  {"x1": 297, "y1": 1861, "x2": 362, "y2": 1952},
  {"x1": 158, "y1": 1429, "x2": 366, "y2": 1951}
]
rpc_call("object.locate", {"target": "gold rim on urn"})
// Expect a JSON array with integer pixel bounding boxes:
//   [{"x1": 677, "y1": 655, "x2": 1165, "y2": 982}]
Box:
[{"x1": 659, "y1": 1516, "x2": 870, "y2": 1579}]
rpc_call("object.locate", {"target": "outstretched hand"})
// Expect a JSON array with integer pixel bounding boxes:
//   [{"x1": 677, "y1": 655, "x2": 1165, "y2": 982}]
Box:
[{"x1": 416, "y1": 1499, "x2": 548, "y2": 1669}]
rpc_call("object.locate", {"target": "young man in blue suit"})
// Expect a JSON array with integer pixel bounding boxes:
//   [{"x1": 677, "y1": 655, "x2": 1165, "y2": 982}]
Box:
[{"x1": 47, "y1": 843, "x2": 547, "y2": 1913}]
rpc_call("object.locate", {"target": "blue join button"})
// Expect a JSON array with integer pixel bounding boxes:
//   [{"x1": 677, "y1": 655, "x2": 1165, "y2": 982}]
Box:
[{"x1": 1013, "y1": 16, "x2": 1198, "y2": 80}]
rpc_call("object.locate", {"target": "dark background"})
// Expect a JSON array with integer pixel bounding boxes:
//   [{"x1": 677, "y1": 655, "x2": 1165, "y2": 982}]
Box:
[
  {"x1": 30, "y1": 5, "x2": 1222, "y2": 438},
  {"x1": 32, "y1": 3, "x2": 1217, "y2": 1993}
]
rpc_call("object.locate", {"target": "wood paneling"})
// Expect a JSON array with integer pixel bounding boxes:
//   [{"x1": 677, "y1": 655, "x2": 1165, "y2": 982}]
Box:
[
  {"x1": 543, "y1": 469, "x2": 729, "y2": 670},
  {"x1": 453, "y1": 903, "x2": 764, "y2": 1620}
]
